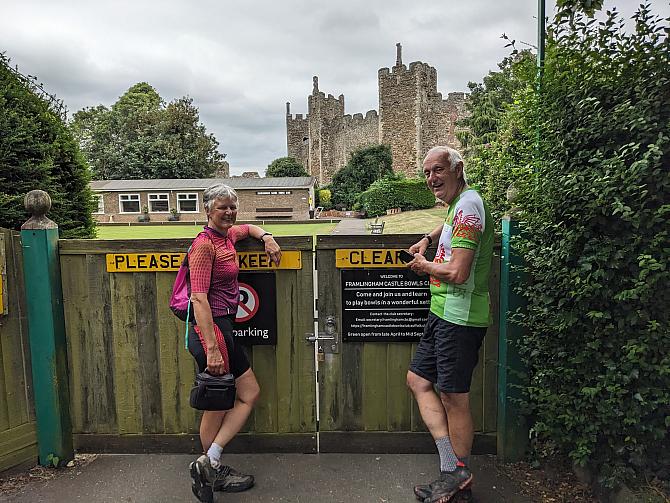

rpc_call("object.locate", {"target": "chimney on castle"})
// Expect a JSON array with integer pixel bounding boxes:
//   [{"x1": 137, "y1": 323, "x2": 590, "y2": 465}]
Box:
[
  {"x1": 286, "y1": 102, "x2": 290, "y2": 116},
  {"x1": 312, "y1": 76, "x2": 319, "y2": 94},
  {"x1": 396, "y1": 43, "x2": 402, "y2": 66}
]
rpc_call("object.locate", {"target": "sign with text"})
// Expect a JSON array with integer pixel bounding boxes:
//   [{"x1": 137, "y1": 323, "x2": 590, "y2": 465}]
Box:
[
  {"x1": 336, "y1": 248, "x2": 411, "y2": 268},
  {"x1": 234, "y1": 272, "x2": 277, "y2": 345},
  {"x1": 106, "y1": 251, "x2": 302, "y2": 272},
  {"x1": 341, "y1": 269, "x2": 430, "y2": 342}
]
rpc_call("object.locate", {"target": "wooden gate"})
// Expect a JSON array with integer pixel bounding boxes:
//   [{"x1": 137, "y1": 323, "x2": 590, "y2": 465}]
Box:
[
  {"x1": 59, "y1": 236, "x2": 316, "y2": 453},
  {"x1": 314, "y1": 234, "x2": 499, "y2": 453},
  {"x1": 0, "y1": 228, "x2": 36, "y2": 471}
]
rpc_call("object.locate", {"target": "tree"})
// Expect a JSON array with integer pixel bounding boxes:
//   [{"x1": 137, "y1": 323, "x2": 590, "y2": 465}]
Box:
[
  {"x1": 70, "y1": 83, "x2": 224, "y2": 180},
  {"x1": 456, "y1": 50, "x2": 536, "y2": 220},
  {"x1": 266, "y1": 156, "x2": 308, "y2": 177},
  {"x1": 330, "y1": 144, "x2": 393, "y2": 209},
  {"x1": 0, "y1": 54, "x2": 95, "y2": 237}
]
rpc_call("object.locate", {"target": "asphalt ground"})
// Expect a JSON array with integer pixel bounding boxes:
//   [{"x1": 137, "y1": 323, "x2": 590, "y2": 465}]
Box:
[{"x1": 2, "y1": 453, "x2": 531, "y2": 503}]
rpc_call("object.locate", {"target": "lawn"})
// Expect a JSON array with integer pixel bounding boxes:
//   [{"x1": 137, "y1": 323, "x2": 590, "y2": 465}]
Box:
[
  {"x1": 94, "y1": 209, "x2": 447, "y2": 239},
  {"x1": 365, "y1": 207, "x2": 446, "y2": 234},
  {"x1": 95, "y1": 222, "x2": 338, "y2": 239}
]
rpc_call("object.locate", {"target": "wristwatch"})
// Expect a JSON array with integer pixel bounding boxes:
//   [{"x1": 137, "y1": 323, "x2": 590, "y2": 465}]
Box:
[
  {"x1": 260, "y1": 232, "x2": 273, "y2": 242},
  {"x1": 421, "y1": 233, "x2": 433, "y2": 245}
]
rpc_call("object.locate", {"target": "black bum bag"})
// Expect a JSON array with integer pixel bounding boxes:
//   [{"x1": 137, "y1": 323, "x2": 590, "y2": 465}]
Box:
[{"x1": 189, "y1": 371, "x2": 236, "y2": 411}]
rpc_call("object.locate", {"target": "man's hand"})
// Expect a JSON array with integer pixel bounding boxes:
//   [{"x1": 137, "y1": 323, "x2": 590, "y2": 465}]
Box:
[
  {"x1": 408, "y1": 253, "x2": 430, "y2": 276},
  {"x1": 206, "y1": 347, "x2": 226, "y2": 375},
  {"x1": 409, "y1": 238, "x2": 428, "y2": 256},
  {"x1": 264, "y1": 237, "x2": 282, "y2": 266}
]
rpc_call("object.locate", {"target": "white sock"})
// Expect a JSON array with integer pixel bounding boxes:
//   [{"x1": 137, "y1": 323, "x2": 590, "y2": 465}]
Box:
[{"x1": 206, "y1": 442, "x2": 224, "y2": 469}]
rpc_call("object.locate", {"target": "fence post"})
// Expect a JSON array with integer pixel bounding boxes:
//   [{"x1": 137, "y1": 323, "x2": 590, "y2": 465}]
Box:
[
  {"x1": 20, "y1": 190, "x2": 73, "y2": 467},
  {"x1": 497, "y1": 215, "x2": 528, "y2": 462}
]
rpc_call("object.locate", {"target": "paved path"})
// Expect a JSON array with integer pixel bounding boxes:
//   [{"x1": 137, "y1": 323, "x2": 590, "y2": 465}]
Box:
[
  {"x1": 330, "y1": 218, "x2": 367, "y2": 235},
  {"x1": 2, "y1": 454, "x2": 530, "y2": 503}
]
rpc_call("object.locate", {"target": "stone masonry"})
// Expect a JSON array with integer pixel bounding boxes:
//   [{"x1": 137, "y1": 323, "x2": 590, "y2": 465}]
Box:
[{"x1": 286, "y1": 44, "x2": 469, "y2": 185}]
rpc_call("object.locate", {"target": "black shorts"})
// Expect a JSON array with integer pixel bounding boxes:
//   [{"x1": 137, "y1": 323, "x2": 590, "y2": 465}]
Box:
[
  {"x1": 409, "y1": 312, "x2": 487, "y2": 393},
  {"x1": 187, "y1": 315, "x2": 251, "y2": 379}
]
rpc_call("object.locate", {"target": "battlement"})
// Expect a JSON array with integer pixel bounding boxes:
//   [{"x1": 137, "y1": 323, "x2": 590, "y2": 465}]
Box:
[
  {"x1": 447, "y1": 92, "x2": 467, "y2": 100},
  {"x1": 287, "y1": 113, "x2": 307, "y2": 121}
]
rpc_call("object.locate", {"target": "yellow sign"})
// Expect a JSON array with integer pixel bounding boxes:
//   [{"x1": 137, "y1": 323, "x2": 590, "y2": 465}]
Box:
[
  {"x1": 336, "y1": 249, "x2": 410, "y2": 268},
  {"x1": 106, "y1": 251, "x2": 302, "y2": 272}
]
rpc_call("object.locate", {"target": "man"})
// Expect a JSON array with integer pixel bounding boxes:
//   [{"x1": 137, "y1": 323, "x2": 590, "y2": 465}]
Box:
[{"x1": 406, "y1": 146, "x2": 494, "y2": 503}]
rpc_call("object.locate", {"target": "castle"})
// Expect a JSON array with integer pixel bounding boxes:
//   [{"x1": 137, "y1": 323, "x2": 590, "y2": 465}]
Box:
[{"x1": 286, "y1": 44, "x2": 469, "y2": 185}]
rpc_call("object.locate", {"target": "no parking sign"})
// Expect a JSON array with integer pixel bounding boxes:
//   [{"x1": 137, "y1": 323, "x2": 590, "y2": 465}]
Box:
[{"x1": 233, "y1": 273, "x2": 277, "y2": 345}]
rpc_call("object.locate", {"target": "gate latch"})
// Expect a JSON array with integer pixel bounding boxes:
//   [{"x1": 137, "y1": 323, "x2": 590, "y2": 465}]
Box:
[{"x1": 305, "y1": 315, "x2": 339, "y2": 354}]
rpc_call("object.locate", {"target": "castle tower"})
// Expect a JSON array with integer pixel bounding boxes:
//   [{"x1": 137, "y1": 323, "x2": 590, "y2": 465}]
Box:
[
  {"x1": 307, "y1": 76, "x2": 345, "y2": 185},
  {"x1": 378, "y1": 43, "x2": 443, "y2": 176},
  {"x1": 286, "y1": 101, "x2": 309, "y2": 172}
]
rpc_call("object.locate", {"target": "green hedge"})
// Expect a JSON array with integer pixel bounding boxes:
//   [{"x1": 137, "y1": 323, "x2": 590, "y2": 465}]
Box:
[
  {"x1": 503, "y1": 5, "x2": 669, "y2": 487},
  {"x1": 358, "y1": 178, "x2": 435, "y2": 217}
]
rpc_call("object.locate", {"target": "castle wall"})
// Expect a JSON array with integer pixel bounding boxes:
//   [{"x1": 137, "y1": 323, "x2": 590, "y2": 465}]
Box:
[
  {"x1": 419, "y1": 92, "x2": 468, "y2": 162},
  {"x1": 339, "y1": 110, "x2": 379, "y2": 166}
]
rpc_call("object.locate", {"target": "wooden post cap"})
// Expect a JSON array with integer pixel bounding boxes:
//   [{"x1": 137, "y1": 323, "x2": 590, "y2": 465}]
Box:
[{"x1": 21, "y1": 190, "x2": 57, "y2": 230}]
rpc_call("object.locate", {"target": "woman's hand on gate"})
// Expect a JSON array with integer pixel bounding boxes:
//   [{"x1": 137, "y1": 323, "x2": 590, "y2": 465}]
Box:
[{"x1": 264, "y1": 237, "x2": 282, "y2": 266}]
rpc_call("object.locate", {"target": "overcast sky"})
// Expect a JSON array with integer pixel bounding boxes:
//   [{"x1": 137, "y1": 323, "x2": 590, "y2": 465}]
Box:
[{"x1": 2, "y1": 1, "x2": 667, "y2": 176}]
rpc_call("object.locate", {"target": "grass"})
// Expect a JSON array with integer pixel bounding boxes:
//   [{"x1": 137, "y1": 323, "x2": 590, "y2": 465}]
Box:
[
  {"x1": 365, "y1": 207, "x2": 446, "y2": 234},
  {"x1": 94, "y1": 208, "x2": 447, "y2": 239},
  {"x1": 95, "y1": 222, "x2": 338, "y2": 239}
]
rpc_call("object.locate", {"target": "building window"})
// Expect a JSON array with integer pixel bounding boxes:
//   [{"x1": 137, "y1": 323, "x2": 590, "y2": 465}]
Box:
[
  {"x1": 177, "y1": 193, "x2": 198, "y2": 213},
  {"x1": 148, "y1": 193, "x2": 169, "y2": 213},
  {"x1": 255, "y1": 190, "x2": 292, "y2": 195},
  {"x1": 93, "y1": 193, "x2": 104, "y2": 214},
  {"x1": 119, "y1": 194, "x2": 140, "y2": 213}
]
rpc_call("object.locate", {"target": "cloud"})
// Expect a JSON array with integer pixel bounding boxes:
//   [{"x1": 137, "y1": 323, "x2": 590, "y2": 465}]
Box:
[{"x1": 2, "y1": 0, "x2": 666, "y2": 175}]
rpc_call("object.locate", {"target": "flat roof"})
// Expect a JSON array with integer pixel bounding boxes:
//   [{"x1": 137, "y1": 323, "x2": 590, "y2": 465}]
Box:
[{"x1": 90, "y1": 177, "x2": 315, "y2": 192}]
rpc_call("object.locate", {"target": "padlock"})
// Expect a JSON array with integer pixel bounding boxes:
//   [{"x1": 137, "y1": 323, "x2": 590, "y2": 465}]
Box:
[{"x1": 317, "y1": 347, "x2": 325, "y2": 362}]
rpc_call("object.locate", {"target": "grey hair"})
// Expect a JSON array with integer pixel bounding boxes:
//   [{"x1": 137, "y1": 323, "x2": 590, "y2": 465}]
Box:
[
  {"x1": 424, "y1": 146, "x2": 467, "y2": 183},
  {"x1": 203, "y1": 184, "x2": 238, "y2": 212}
]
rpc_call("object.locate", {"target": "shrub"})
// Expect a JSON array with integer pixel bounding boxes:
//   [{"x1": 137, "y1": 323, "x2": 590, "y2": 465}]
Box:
[
  {"x1": 317, "y1": 188, "x2": 332, "y2": 210},
  {"x1": 359, "y1": 176, "x2": 435, "y2": 217}
]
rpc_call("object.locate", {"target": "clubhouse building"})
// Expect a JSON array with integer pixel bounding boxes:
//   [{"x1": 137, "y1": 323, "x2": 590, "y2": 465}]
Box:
[{"x1": 90, "y1": 177, "x2": 317, "y2": 223}]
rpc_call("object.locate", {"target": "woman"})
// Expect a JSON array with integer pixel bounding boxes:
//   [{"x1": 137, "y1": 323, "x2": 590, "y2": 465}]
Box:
[{"x1": 188, "y1": 183, "x2": 281, "y2": 503}]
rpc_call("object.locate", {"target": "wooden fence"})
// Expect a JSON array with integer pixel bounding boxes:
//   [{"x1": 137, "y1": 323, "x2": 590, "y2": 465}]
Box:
[{"x1": 0, "y1": 228, "x2": 36, "y2": 472}]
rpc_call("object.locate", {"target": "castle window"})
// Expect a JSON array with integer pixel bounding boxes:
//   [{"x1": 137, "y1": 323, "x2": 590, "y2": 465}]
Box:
[{"x1": 302, "y1": 136, "x2": 308, "y2": 144}]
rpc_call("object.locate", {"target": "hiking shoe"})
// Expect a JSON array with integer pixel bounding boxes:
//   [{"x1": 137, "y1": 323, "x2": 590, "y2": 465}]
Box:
[
  {"x1": 212, "y1": 464, "x2": 255, "y2": 492},
  {"x1": 189, "y1": 458, "x2": 213, "y2": 503},
  {"x1": 423, "y1": 463, "x2": 473, "y2": 503},
  {"x1": 414, "y1": 482, "x2": 473, "y2": 502}
]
